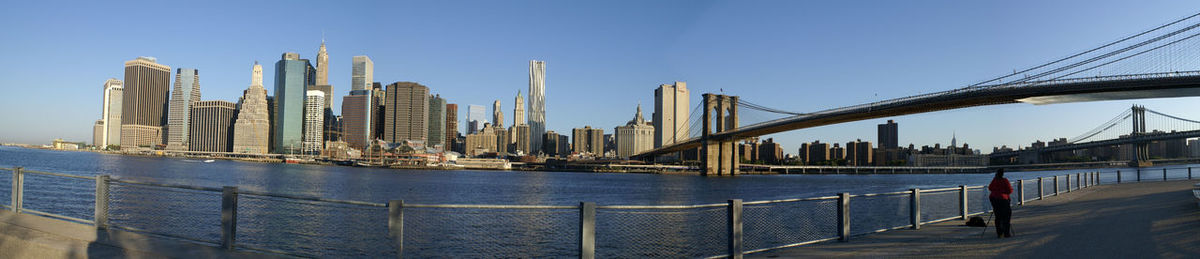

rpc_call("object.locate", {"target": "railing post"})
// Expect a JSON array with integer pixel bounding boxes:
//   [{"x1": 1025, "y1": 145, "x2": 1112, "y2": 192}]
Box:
[
  {"x1": 1117, "y1": 170, "x2": 1122, "y2": 183},
  {"x1": 1066, "y1": 174, "x2": 1072, "y2": 193},
  {"x1": 579, "y1": 202, "x2": 595, "y2": 259},
  {"x1": 1163, "y1": 168, "x2": 1167, "y2": 181},
  {"x1": 12, "y1": 167, "x2": 22, "y2": 213},
  {"x1": 1053, "y1": 176, "x2": 1059, "y2": 196},
  {"x1": 1017, "y1": 180, "x2": 1025, "y2": 206},
  {"x1": 910, "y1": 188, "x2": 921, "y2": 229},
  {"x1": 94, "y1": 175, "x2": 110, "y2": 229},
  {"x1": 727, "y1": 199, "x2": 743, "y2": 259},
  {"x1": 1076, "y1": 173, "x2": 1081, "y2": 190},
  {"x1": 1190, "y1": 167, "x2": 1193, "y2": 179},
  {"x1": 960, "y1": 185, "x2": 968, "y2": 219},
  {"x1": 220, "y1": 186, "x2": 238, "y2": 250},
  {"x1": 1037, "y1": 177, "x2": 1044, "y2": 200},
  {"x1": 389, "y1": 200, "x2": 404, "y2": 257},
  {"x1": 1137, "y1": 168, "x2": 1141, "y2": 182},
  {"x1": 837, "y1": 193, "x2": 850, "y2": 242}
]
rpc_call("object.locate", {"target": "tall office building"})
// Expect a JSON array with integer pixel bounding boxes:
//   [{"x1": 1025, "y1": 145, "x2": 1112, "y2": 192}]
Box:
[
  {"x1": 311, "y1": 42, "x2": 337, "y2": 143},
  {"x1": 233, "y1": 63, "x2": 271, "y2": 154},
  {"x1": 615, "y1": 104, "x2": 655, "y2": 158},
  {"x1": 342, "y1": 90, "x2": 372, "y2": 150},
  {"x1": 372, "y1": 82, "x2": 385, "y2": 141},
  {"x1": 467, "y1": 104, "x2": 486, "y2": 134},
  {"x1": 188, "y1": 100, "x2": 237, "y2": 152},
  {"x1": 428, "y1": 94, "x2": 447, "y2": 149},
  {"x1": 528, "y1": 60, "x2": 546, "y2": 154},
  {"x1": 120, "y1": 57, "x2": 171, "y2": 149},
  {"x1": 315, "y1": 41, "x2": 329, "y2": 85},
  {"x1": 492, "y1": 100, "x2": 504, "y2": 128},
  {"x1": 445, "y1": 104, "x2": 458, "y2": 150},
  {"x1": 513, "y1": 91, "x2": 525, "y2": 126},
  {"x1": 654, "y1": 81, "x2": 689, "y2": 148},
  {"x1": 573, "y1": 126, "x2": 605, "y2": 156},
  {"x1": 383, "y1": 82, "x2": 430, "y2": 144},
  {"x1": 878, "y1": 120, "x2": 898, "y2": 149},
  {"x1": 273, "y1": 52, "x2": 315, "y2": 154},
  {"x1": 303, "y1": 90, "x2": 325, "y2": 154},
  {"x1": 352, "y1": 56, "x2": 373, "y2": 91},
  {"x1": 95, "y1": 79, "x2": 123, "y2": 148},
  {"x1": 166, "y1": 68, "x2": 201, "y2": 150}
]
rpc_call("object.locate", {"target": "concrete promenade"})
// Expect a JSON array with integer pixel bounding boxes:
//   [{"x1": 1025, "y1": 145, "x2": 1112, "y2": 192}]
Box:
[
  {"x1": 0, "y1": 208, "x2": 273, "y2": 258},
  {"x1": 752, "y1": 180, "x2": 1200, "y2": 258}
]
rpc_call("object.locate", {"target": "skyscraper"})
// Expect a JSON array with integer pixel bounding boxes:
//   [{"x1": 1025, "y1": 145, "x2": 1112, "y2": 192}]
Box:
[
  {"x1": 273, "y1": 52, "x2": 315, "y2": 154},
  {"x1": 383, "y1": 82, "x2": 430, "y2": 144},
  {"x1": 528, "y1": 60, "x2": 546, "y2": 154},
  {"x1": 189, "y1": 100, "x2": 237, "y2": 152},
  {"x1": 492, "y1": 100, "x2": 504, "y2": 128},
  {"x1": 166, "y1": 68, "x2": 201, "y2": 151},
  {"x1": 312, "y1": 42, "x2": 337, "y2": 143},
  {"x1": 428, "y1": 94, "x2": 447, "y2": 149},
  {"x1": 233, "y1": 63, "x2": 271, "y2": 154},
  {"x1": 654, "y1": 81, "x2": 689, "y2": 148},
  {"x1": 615, "y1": 104, "x2": 654, "y2": 158},
  {"x1": 304, "y1": 90, "x2": 325, "y2": 154},
  {"x1": 351, "y1": 56, "x2": 373, "y2": 91},
  {"x1": 573, "y1": 126, "x2": 605, "y2": 156},
  {"x1": 467, "y1": 104, "x2": 486, "y2": 134},
  {"x1": 513, "y1": 91, "x2": 525, "y2": 126},
  {"x1": 342, "y1": 91, "x2": 372, "y2": 150},
  {"x1": 445, "y1": 103, "x2": 458, "y2": 150},
  {"x1": 95, "y1": 79, "x2": 123, "y2": 148},
  {"x1": 120, "y1": 57, "x2": 171, "y2": 149},
  {"x1": 315, "y1": 41, "x2": 330, "y2": 85},
  {"x1": 878, "y1": 120, "x2": 898, "y2": 149}
]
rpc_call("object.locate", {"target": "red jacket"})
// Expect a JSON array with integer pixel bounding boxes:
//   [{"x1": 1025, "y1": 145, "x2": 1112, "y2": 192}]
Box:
[{"x1": 989, "y1": 177, "x2": 1012, "y2": 200}]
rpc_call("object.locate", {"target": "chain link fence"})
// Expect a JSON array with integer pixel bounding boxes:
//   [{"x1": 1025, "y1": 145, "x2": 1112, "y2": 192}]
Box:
[
  {"x1": 849, "y1": 192, "x2": 911, "y2": 235},
  {"x1": 0, "y1": 168, "x2": 11, "y2": 208},
  {"x1": 237, "y1": 193, "x2": 391, "y2": 257},
  {"x1": 743, "y1": 198, "x2": 839, "y2": 252},
  {"x1": 919, "y1": 189, "x2": 960, "y2": 223},
  {"x1": 404, "y1": 206, "x2": 578, "y2": 258},
  {"x1": 596, "y1": 205, "x2": 726, "y2": 258},
  {"x1": 106, "y1": 181, "x2": 223, "y2": 245}
]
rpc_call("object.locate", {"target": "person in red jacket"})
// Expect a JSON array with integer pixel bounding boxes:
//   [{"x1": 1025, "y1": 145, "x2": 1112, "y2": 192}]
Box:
[{"x1": 988, "y1": 168, "x2": 1013, "y2": 238}]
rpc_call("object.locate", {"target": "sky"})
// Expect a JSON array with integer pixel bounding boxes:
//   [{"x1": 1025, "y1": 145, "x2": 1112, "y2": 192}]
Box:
[{"x1": 3, "y1": 0, "x2": 1200, "y2": 154}]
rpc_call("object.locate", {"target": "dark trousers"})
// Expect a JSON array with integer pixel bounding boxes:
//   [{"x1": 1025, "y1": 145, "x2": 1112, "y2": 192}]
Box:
[{"x1": 989, "y1": 197, "x2": 1012, "y2": 237}]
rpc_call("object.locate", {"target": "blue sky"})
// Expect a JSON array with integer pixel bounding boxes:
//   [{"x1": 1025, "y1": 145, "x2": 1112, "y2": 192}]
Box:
[{"x1": 3, "y1": 0, "x2": 1200, "y2": 154}]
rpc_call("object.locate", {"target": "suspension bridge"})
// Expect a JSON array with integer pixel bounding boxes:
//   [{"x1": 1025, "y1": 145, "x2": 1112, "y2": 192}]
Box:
[
  {"x1": 633, "y1": 12, "x2": 1200, "y2": 175},
  {"x1": 989, "y1": 105, "x2": 1200, "y2": 165}
]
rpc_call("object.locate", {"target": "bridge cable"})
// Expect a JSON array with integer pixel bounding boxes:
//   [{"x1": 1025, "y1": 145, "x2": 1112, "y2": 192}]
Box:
[
  {"x1": 1011, "y1": 21, "x2": 1200, "y2": 84},
  {"x1": 1051, "y1": 31, "x2": 1200, "y2": 81}
]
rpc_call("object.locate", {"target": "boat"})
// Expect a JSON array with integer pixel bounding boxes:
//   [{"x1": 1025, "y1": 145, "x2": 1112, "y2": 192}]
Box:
[
  {"x1": 285, "y1": 158, "x2": 302, "y2": 164},
  {"x1": 203, "y1": 160, "x2": 215, "y2": 163}
]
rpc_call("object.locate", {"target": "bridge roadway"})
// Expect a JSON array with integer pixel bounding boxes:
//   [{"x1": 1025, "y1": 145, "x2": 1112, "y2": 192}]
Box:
[
  {"x1": 750, "y1": 180, "x2": 1200, "y2": 258},
  {"x1": 990, "y1": 129, "x2": 1200, "y2": 158},
  {"x1": 635, "y1": 71, "x2": 1200, "y2": 159},
  {"x1": 0, "y1": 208, "x2": 274, "y2": 258}
]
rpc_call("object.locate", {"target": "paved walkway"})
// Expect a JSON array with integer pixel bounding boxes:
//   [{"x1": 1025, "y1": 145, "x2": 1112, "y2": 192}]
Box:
[
  {"x1": 0, "y1": 208, "x2": 274, "y2": 258},
  {"x1": 751, "y1": 180, "x2": 1200, "y2": 258}
]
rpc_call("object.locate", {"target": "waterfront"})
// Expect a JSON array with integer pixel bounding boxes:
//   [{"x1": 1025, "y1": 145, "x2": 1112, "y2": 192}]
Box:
[{"x1": 2, "y1": 146, "x2": 1196, "y2": 257}]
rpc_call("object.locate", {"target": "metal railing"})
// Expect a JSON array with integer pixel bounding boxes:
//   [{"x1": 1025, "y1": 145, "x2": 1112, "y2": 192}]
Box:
[{"x1": 0, "y1": 167, "x2": 1192, "y2": 258}]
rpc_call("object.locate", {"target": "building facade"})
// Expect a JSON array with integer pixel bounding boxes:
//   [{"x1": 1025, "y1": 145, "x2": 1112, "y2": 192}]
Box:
[
  {"x1": 528, "y1": 60, "x2": 546, "y2": 154},
  {"x1": 342, "y1": 90, "x2": 373, "y2": 150},
  {"x1": 272, "y1": 52, "x2": 315, "y2": 154},
  {"x1": 188, "y1": 100, "x2": 237, "y2": 152},
  {"x1": 615, "y1": 105, "x2": 654, "y2": 158},
  {"x1": 96, "y1": 79, "x2": 123, "y2": 148},
  {"x1": 654, "y1": 81, "x2": 689, "y2": 148},
  {"x1": 352, "y1": 56, "x2": 373, "y2": 91},
  {"x1": 513, "y1": 91, "x2": 525, "y2": 126},
  {"x1": 383, "y1": 82, "x2": 429, "y2": 144},
  {"x1": 232, "y1": 63, "x2": 271, "y2": 154},
  {"x1": 463, "y1": 128, "x2": 497, "y2": 157},
  {"x1": 512, "y1": 124, "x2": 531, "y2": 155},
  {"x1": 166, "y1": 68, "x2": 201, "y2": 150},
  {"x1": 878, "y1": 120, "x2": 898, "y2": 149},
  {"x1": 119, "y1": 57, "x2": 171, "y2": 149},
  {"x1": 572, "y1": 126, "x2": 604, "y2": 156},
  {"x1": 428, "y1": 95, "x2": 447, "y2": 149},
  {"x1": 466, "y1": 104, "x2": 486, "y2": 134},
  {"x1": 845, "y1": 139, "x2": 873, "y2": 166},
  {"x1": 445, "y1": 103, "x2": 458, "y2": 150},
  {"x1": 543, "y1": 131, "x2": 568, "y2": 157},
  {"x1": 303, "y1": 90, "x2": 326, "y2": 154}
]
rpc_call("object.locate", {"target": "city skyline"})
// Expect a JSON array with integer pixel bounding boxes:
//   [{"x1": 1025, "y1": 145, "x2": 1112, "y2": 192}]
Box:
[{"x1": 5, "y1": 1, "x2": 1200, "y2": 155}]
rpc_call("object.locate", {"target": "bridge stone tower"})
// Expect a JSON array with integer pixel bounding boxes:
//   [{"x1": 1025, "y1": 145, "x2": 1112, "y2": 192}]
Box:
[
  {"x1": 1130, "y1": 105, "x2": 1152, "y2": 167},
  {"x1": 701, "y1": 94, "x2": 739, "y2": 176}
]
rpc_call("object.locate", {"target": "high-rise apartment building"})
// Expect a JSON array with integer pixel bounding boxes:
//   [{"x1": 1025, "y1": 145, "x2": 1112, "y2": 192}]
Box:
[
  {"x1": 95, "y1": 79, "x2": 123, "y2": 148},
  {"x1": 757, "y1": 138, "x2": 784, "y2": 164},
  {"x1": 352, "y1": 56, "x2": 373, "y2": 91},
  {"x1": 120, "y1": 57, "x2": 172, "y2": 149},
  {"x1": 513, "y1": 91, "x2": 525, "y2": 126},
  {"x1": 543, "y1": 131, "x2": 569, "y2": 157},
  {"x1": 166, "y1": 68, "x2": 201, "y2": 150},
  {"x1": 428, "y1": 95, "x2": 446, "y2": 149},
  {"x1": 342, "y1": 90, "x2": 373, "y2": 150},
  {"x1": 383, "y1": 82, "x2": 429, "y2": 144},
  {"x1": 303, "y1": 90, "x2": 325, "y2": 154},
  {"x1": 878, "y1": 120, "x2": 898, "y2": 149},
  {"x1": 654, "y1": 81, "x2": 689, "y2": 148},
  {"x1": 528, "y1": 60, "x2": 546, "y2": 154},
  {"x1": 467, "y1": 104, "x2": 486, "y2": 134},
  {"x1": 615, "y1": 104, "x2": 654, "y2": 158},
  {"x1": 512, "y1": 124, "x2": 531, "y2": 155},
  {"x1": 445, "y1": 103, "x2": 458, "y2": 150},
  {"x1": 573, "y1": 126, "x2": 605, "y2": 156},
  {"x1": 845, "y1": 139, "x2": 873, "y2": 166},
  {"x1": 233, "y1": 63, "x2": 271, "y2": 154},
  {"x1": 273, "y1": 52, "x2": 315, "y2": 154},
  {"x1": 188, "y1": 100, "x2": 236, "y2": 152}
]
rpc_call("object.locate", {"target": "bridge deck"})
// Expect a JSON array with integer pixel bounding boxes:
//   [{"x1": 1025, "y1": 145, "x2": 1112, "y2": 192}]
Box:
[
  {"x1": 0, "y1": 208, "x2": 275, "y2": 258},
  {"x1": 750, "y1": 180, "x2": 1200, "y2": 258}
]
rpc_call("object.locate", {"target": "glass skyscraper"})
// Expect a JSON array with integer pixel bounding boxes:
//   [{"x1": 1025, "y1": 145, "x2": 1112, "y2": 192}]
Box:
[
  {"x1": 273, "y1": 52, "x2": 315, "y2": 154},
  {"x1": 528, "y1": 60, "x2": 546, "y2": 154}
]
